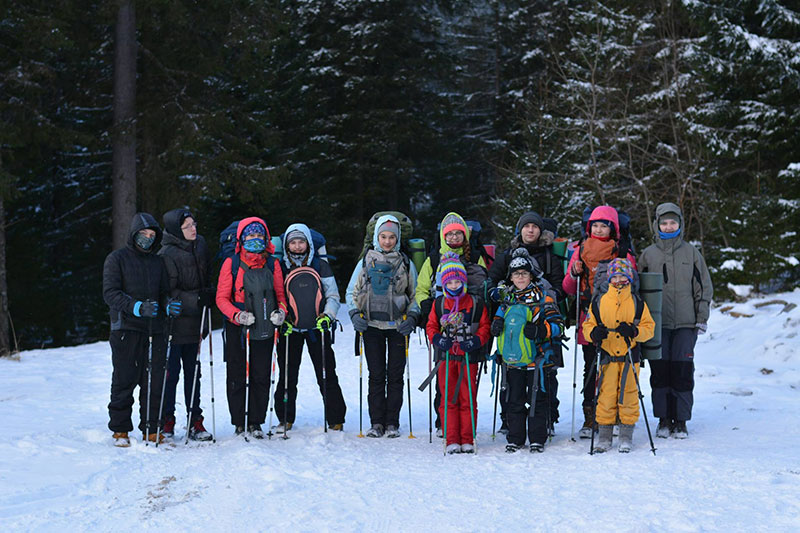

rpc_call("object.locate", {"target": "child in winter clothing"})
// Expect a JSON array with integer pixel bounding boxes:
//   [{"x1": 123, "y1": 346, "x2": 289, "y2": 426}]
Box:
[
  {"x1": 582, "y1": 259, "x2": 655, "y2": 453},
  {"x1": 157, "y1": 208, "x2": 214, "y2": 441},
  {"x1": 426, "y1": 252, "x2": 490, "y2": 453},
  {"x1": 346, "y1": 215, "x2": 420, "y2": 438},
  {"x1": 490, "y1": 249, "x2": 564, "y2": 453},
  {"x1": 638, "y1": 203, "x2": 713, "y2": 439},
  {"x1": 563, "y1": 206, "x2": 637, "y2": 438},
  {"x1": 273, "y1": 223, "x2": 346, "y2": 433},
  {"x1": 102, "y1": 212, "x2": 181, "y2": 446},
  {"x1": 216, "y1": 218, "x2": 288, "y2": 438}
]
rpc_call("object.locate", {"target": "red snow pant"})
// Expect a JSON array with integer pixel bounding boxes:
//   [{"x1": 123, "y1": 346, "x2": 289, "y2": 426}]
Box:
[{"x1": 437, "y1": 358, "x2": 479, "y2": 446}]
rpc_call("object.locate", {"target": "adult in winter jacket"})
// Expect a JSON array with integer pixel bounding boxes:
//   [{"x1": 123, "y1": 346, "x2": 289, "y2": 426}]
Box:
[
  {"x1": 216, "y1": 217, "x2": 288, "y2": 439},
  {"x1": 102, "y1": 212, "x2": 180, "y2": 447},
  {"x1": 157, "y1": 208, "x2": 214, "y2": 441},
  {"x1": 273, "y1": 223, "x2": 346, "y2": 434},
  {"x1": 425, "y1": 252, "x2": 490, "y2": 454},
  {"x1": 346, "y1": 215, "x2": 420, "y2": 438},
  {"x1": 583, "y1": 259, "x2": 655, "y2": 453},
  {"x1": 638, "y1": 202, "x2": 713, "y2": 439},
  {"x1": 563, "y1": 205, "x2": 637, "y2": 438}
]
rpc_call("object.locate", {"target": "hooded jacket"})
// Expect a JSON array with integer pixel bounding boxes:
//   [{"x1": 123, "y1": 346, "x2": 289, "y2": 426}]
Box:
[
  {"x1": 103, "y1": 212, "x2": 170, "y2": 334},
  {"x1": 582, "y1": 282, "x2": 655, "y2": 361},
  {"x1": 638, "y1": 202, "x2": 714, "y2": 329}
]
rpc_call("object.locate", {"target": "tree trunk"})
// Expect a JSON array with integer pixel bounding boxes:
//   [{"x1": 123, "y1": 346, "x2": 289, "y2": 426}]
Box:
[
  {"x1": 112, "y1": 0, "x2": 137, "y2": 251},
  {"x1": 0, "y1": 176, "x2": 9, "y2": 357}
]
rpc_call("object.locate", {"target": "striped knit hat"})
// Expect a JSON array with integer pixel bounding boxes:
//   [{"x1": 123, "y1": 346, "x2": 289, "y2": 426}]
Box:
[
  {"x1": 607, "y1": 258, "x2": 634, "y2": 285},
  {"x1": 439, "y1": 251, "x2": 467, "y2": 296}
]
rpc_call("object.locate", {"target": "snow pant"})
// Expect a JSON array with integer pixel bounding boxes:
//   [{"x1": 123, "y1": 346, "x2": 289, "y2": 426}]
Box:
[
  {"x1": 163, "y1": 342, "x2": 202, "y2": 422},
  {"x1": 505, "y1": 366, "x2": 549, "y2": 446},
  {"x1": 363, "y1": 326, "x2": 406, "y2": 428},
  {"x1": 650, "y1": 327, "x2": 696, "y2": 422},
  {"x1": 582, "y1": 344, "x2": 598, "y2": 408},
  {"x1": 500, "y1": 366, "x2": 559, "y2": 429},
  {"x1": 108, "y1": 329, "x2": 167, "y2": 434},
  {"x1": 224, "y1": 321, "x2": 271, "y2": 427},
  {"x1": 596, "y1": 360, "x2": 640, "y2": 426},
  {"x1": 437, "y1": 358, "x2": 479, "y2": 446},
  {"x1": 274, "y1": 328, "x2": 346, "y2": 426}
]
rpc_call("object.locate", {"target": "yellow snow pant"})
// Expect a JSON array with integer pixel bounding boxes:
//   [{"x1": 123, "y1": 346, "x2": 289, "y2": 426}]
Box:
[{"x1": 596, "y1": 361, "x2": 640, "y2": 425}]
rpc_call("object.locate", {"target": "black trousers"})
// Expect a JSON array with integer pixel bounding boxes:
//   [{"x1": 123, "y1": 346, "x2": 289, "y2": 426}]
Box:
[
  {"x1": 362, "y1": 326, "x2": 406, "y2": 428},
  {"x1": 274, "y1": 328, "x2": 347, "y2": 426},
  {"x1": 505, "y1": 366, "x2": 550, "y2": 446},
  {"x1": 163, "y1": 342, "x2": 202, "y2": 422},
  {"x1": 224, "y1": 321, "x2": 271, "y2": 427},
  {"x1": 108, "y1": 330, "x2": 167, "y2": 434},
  {"x1": 650, "y1": 328, "x2": 697, "y2": 421}
]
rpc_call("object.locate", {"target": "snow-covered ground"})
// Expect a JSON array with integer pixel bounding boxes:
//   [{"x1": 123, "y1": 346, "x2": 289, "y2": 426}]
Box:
[{"x1": 2, "y1": 291, "x2": 800, "y2": 531}]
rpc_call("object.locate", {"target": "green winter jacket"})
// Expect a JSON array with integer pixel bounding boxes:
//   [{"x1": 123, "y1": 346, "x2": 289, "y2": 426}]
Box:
[{"x1": 638, "y1": 202, "x2": 714, "y2": 329}]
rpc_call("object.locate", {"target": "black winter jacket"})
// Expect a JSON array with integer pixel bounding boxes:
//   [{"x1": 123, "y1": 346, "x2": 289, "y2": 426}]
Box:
[
  {"x1": 158, "y1": 211, "x2": 212, "y2": 344},
  {"x1": 103, "y1": 213, "x2": 170, "y2": 334},
  {"x1": 488, "y1": 231, "x2": 565, "y2": 302}
]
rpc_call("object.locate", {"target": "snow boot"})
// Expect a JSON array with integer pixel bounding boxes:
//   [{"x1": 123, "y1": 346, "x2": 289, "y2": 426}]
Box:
[
  {"x1": 366, "y1": 424, "x2": 384, "y2": 438},
  {"x1": 618, "y1": 424, "x2": 634, "y2": 453},
  {"x1": 143, "y1": 432, "x2": 165, "y2": 445},
  {"x1": 505, "y1": 443, "x2": 521, "y2": 453},
  {"x1": 673, "y1": 420, "x2": 688, "y2": 439},
  {"x1": 385, "y1": 425, "x2": 400, "y2": 438},
  {"x1": 446, "y1": 443, "x2": 461, "y2": 454},
  {"x1": 112, "y1": 432, "x2": 130, "y2": 448},
  {"x1": 248, "y1": 424, "x2": 264, "y2": 439},
  {"x1": 188, "y1": 417, "x2": 213, "y2": 441},
  {"x1": 656, "y1": 418, "x2": 672, "y2": 438},
  {"x1": 329, "y1": 424, "x2": 343, "y2": 431},
  {"x1": 460, "y1": 443, "x2": 475, "y2": 454},
  {"x1": 162, "y1": 416, "x2": 175, "y2": 438},
  {"x1": 272, "y1": 422, "x2": 292, "y2": 434},
  {"x1": 579, "y1": 406, "x2": 594, "y2": 439},
  {"x1": 235, "y1": 425, "x2": 245, "y2": 436},
  {"x1": 593, "y1": 424, "x2": 613, "y2": 453},
  {"x1": 530, "y1": 443, "x2": 544, "y2": 453}
]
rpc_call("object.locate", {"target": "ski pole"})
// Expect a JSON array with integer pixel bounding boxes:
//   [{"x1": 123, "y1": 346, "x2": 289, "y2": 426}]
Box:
[
  {"x1": 442, "y1": 349, "x2": 450, "y2": 456},
  {"x1": 465, "y1": 353, "x2": 477, "y2": 454},
  {"x1": 145, "y1": 317, "x2": 154, "y2": 446},
  {"x1": 207, "y1": 307, "x2": 216, "y2": 443},
  {"x1": 426, "y1": 336, "x2": 432, "y2": 443},
  {"x1": 282, "y1": 326, "x2": 290, "y2": 440},
  {"x1": 625, "y1": 345, "x2": 657, "y2": 456},
  {"x1": 320, "y1": 323, "x2": 328, "y2": 434},
  {"x1": 356, "y1": 331, "x2": 364, "y2": 438},
  {"x1": 266, "y1": 329, "x2": 279, "y2": 439},
  {"x1": 156, "y1": 317, "x2": 174, "y2": 447},
  {"x1": 184, "y1": 311, "x2": 204, "y2": 445},
  {"x1": 570, "y1": 272, "x2": 580, "y2": 442},
  {"x1": 403, "y1": 317, "x2": 415, "y2": 439},
  {"x1": 244, "y1": 327, "x2": 250, "y2": 442}
]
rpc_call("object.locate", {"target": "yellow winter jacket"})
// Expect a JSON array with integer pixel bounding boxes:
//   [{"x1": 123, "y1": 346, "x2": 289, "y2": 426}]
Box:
[{"x1": 582, "y1": 284, "x2": 655, "y2": 358}]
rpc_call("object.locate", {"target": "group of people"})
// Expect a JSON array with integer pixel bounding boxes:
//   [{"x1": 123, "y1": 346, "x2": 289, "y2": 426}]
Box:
[{"x1": 102, "y1": 202, "x2": 713, "y2": 455}]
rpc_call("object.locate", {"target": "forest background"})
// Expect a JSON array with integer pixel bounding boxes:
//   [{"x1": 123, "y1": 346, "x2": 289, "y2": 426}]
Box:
[{"x1": 1, "y1": 0, "x2": 798, "y2": 351}]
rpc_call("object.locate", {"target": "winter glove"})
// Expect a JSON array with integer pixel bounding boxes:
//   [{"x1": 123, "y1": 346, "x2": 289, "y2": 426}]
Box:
[
  {"x1": 490, "y1": 317, "x2": 505, "y2": 337},
  {"x1": 198, "y1": 287, "x2": 215, "y2": 308},
  {"x1": 489, "y1": 282, "x2": 514, "y2": 305},
  {"x1": 432, "y1": 334, "x2": 453, "y2": 352},
  {"x1": 280, "y1": 321, "x2": 294, "y2": 336},
  {"x1": 134, "y1": 300, "x2": 159, "y2": 318},
  {"x1": 589, "y1": 324, "x2": 609, "y2": 344},
  {"x1": 695, "y1": 322, "x2": 707, "y2": 335},
  {"x1": 167, "y1": 298, "x2": 182, "y2": 317},
  {"x1": 396, "y1": 315, "x2": 416, "y2": 337},
  {"x1": 235, "y1": 311, "x2": 256, "y2": 327},
  {"x1": 458, "y1": 336, "x2": 483, "y2": 353},
  {"x1": 270, "y1": 309, "x2": 286, "y2": 326},
  {"x1": 570, "y1": 261, "x2": 583, "y2": 277},
  {"x1": 523, "y1": 320, "x2": 549, "y2": 341},
  {"x1": 615, "y1": 322, "x2": 638, "y2": 340},
  {"x1": 349, "y1": 310, "x2": 369, "y2": 333},
  {"x1": 316, "y1": 314, "x2": 332, "y2": 331}
]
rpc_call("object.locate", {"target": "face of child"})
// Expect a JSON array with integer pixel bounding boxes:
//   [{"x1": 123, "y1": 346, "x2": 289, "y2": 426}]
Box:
[
  {"x1": 659, "y1": 218, "x2": 680, "y2": 233},
  {"x1": 591, "y1": 222, "x2": 611, "y2": 238},
  {"x1": 288, "y1": 238, "x2": 308, "y2": 254},
  {"x1": 520, "y1": 223, "x2": 541, "y2": 245},
  {"x1": 378, "y1": 231, "x2": 397, "y2": 251},
  {"x1": 610, "y1": 274, "x2": 629, "y2": 288},
  {"x1": 445, "y1": 278, "x2": 463, "y2": 293},
  {"x1": 181, "y1": 217, "x2": 197, "y2": 241},
  {"x1": 445, "y1": 230, "x2": 465, "y2": 248},
  {"x1": 510, "y1": 269, "x2": 532, "y2": 289}
]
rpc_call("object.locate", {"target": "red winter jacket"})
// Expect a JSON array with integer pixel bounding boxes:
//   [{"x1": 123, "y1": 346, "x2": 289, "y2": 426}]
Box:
[
  {"x1": 216, "y1": 216, "x2": 287, "y2": 324},
  {"x1": 426, "y1": 294, "x2": 490, "y2": 357}
]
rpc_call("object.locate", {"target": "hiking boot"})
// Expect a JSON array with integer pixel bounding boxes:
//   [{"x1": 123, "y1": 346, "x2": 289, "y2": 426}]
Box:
[
  {"x1": 446, "y1": 443, "x2": 461, "y2": 454},
  {"x1": 580, "y1": 406, "x2": 594, "y2": 439},
  {"x1": 188, "y1": 417, "x2": 213, "y2": 442},
  {"x1": 234, "y1": 425, "x2": 245, "y2": 436},
  {"x1": 272, "y1": 422, "x2": 293, "y2": 434},
  {"x1": 329, "y1": 423, "x2": 343, "y2": 431},
  {"x1": 618, "y1": 424, "x2": 634, "y2": 453},
  {"x1": 673, "y1": 421, "x2": 688, "y2": 439},
  {"x1": 143, "y1": 432, "x2": 165, "y2": 445},
  {"x1": 505, "y1": 443, "x2": 521, "y2": 453},
  {"x1": 162, "y1": 416, "x2": 175, "y2": 438},
  {"x1": 530, "y1": 443, "x2": 545, "y2": 453},
  {"x1": 248, "y1": 425, "x2": 264, "y2": 439},
  {"x1": 460, "y1": 443, "x2": 475, "y2": 454},
  {"x1": 436, "y1": 428, "x2": 443, "y2": 438},
  {"x1": 593, "y1": 425, "x2": 613, "y2": 453},
  {"x1": 385, "y1": 425, "x2": 400, "y2": 438},
  {"x1": 656, "y1": 418, "x2": 673, "y2": 438},
  {"x1": 112, "y1": 432, "x2": 130, "y2": 448},
  {"x1": 366, "y1": 424, "x2": 384, "y2": 438}
]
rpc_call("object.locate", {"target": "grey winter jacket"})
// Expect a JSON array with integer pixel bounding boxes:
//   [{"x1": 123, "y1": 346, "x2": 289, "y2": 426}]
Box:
[{"x1": 638, "y1": 202, "x2": 713, "y2": 329}]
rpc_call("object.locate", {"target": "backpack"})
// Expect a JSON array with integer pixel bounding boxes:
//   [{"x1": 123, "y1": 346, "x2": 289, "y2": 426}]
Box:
[
  {"x1": 581, "y1": 206, "x2": 635, "y2": 258},
  {"x1": 284, "y1": 266, "x2": 324, "y2": 331},
  {"x1": 216, "y1": 219, "x2": 275, "y2": 291},
  {"x1": 276, "y1": 228, "x2": 332, "y2": 263},
  {"x1": 356, "y1": 249, "x2": 412, "y2": 322},
  {"x1": 497, "y1": 304, "x2": 535, "y2": 366},
  {"x1": 358, "y1": 211, "x2": 414, "y2": 261}
]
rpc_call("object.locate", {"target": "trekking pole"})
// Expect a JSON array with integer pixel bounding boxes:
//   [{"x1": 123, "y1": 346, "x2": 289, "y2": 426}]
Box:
[
  {"x1": 492, "y1": 361, "x2": 500, "y2": 440},
  {"x1": 464, "y1": 353, "x2": 477, "y2": 455},
  {"x1": 426, "y1": 336, "x2": 432, "y2": 443},
  {"x1": 145, "y1": 318, "x2": 154, "y2": 446},
  {"x1": 570, "y1": 272, "x2": 580, "y2": 442},
  {"x1": 184, "y1": 312, "x2": 204, "y2": 445},
  {"x1": 625, "y1": 345, "x2": 657, "y2": 456},
  {"x1": 156, "y1": 317, "x2": 174, "y2": 447},
  {"x1": 243, "y1": 327, "x2": 250, "y2": 442},
  {"x1": 442, "y1": 349, "x2": 450, "y2": 456},
  {"x1": 320, "y1": 323, "x2": 329, "y2": 434},
  {"x1": 282, "y1": 327, "x2": 290, "y2": 440},
  {"x1": 207, "y1": 307, "x2": 216, "y2": 443},
  {"x1": 404, "y1": 317, "x2": 415, "y2": 439},
  {"x1": 356, "y1": 331, "x2": 364, "y2": 438},
  {"x1": 266, "y1": 329, "x2": 279, "y2": 439}
]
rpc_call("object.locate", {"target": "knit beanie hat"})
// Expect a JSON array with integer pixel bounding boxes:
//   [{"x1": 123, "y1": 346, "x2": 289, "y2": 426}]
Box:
[
  {"x1": 377, "y1": 220, "x2": 400, "y2": 240},
  {"x1": 439, "y1": 251, "x2": 467, "y2": 294},
  {"x1": 658, "y1": 212, "x2": 680, "y2": 226},
  {"x1": 242, "y1": 222, "x2": 266, "y2": 238},
  {"x1": 285, "y1": 228, "x2": 307, "y2": 244},
  {"x1": 515, "y1": 211, "x2": 544, "y2": 234},
  {"x1": 441, "y1": 213, "x2": 468, "y2": 240},
  {"x1": 607, "y1": 258, "x2": 634, "y2": 285}
]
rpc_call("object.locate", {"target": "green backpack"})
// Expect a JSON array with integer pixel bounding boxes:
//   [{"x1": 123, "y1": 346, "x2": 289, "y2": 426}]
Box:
[{"x1": 497, "y1": 304, "x2": 536, "y2": 366}]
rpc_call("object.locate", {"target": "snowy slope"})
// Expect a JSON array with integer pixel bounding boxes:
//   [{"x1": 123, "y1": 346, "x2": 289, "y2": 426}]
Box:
[{"x1": 2, "y1": 291, "x2": 800, "y2": 532}]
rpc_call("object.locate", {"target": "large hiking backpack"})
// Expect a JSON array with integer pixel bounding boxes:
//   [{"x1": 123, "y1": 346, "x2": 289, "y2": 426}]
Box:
[
  {"x1": 357, "y1": 248, "x2": 412, "y2": 322},
  {"x1": 358, "y1": 211, "x2": 414, "y2": 261},
  {"x1": 580, "y1": 206, "x2": 635, "y2": 258},
  {"x1": 284, "y1": 266, "x2": 324, "y2": 331},
  {"x1": 497, "y1": 304, "x2": 535, "y2": 366}
]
